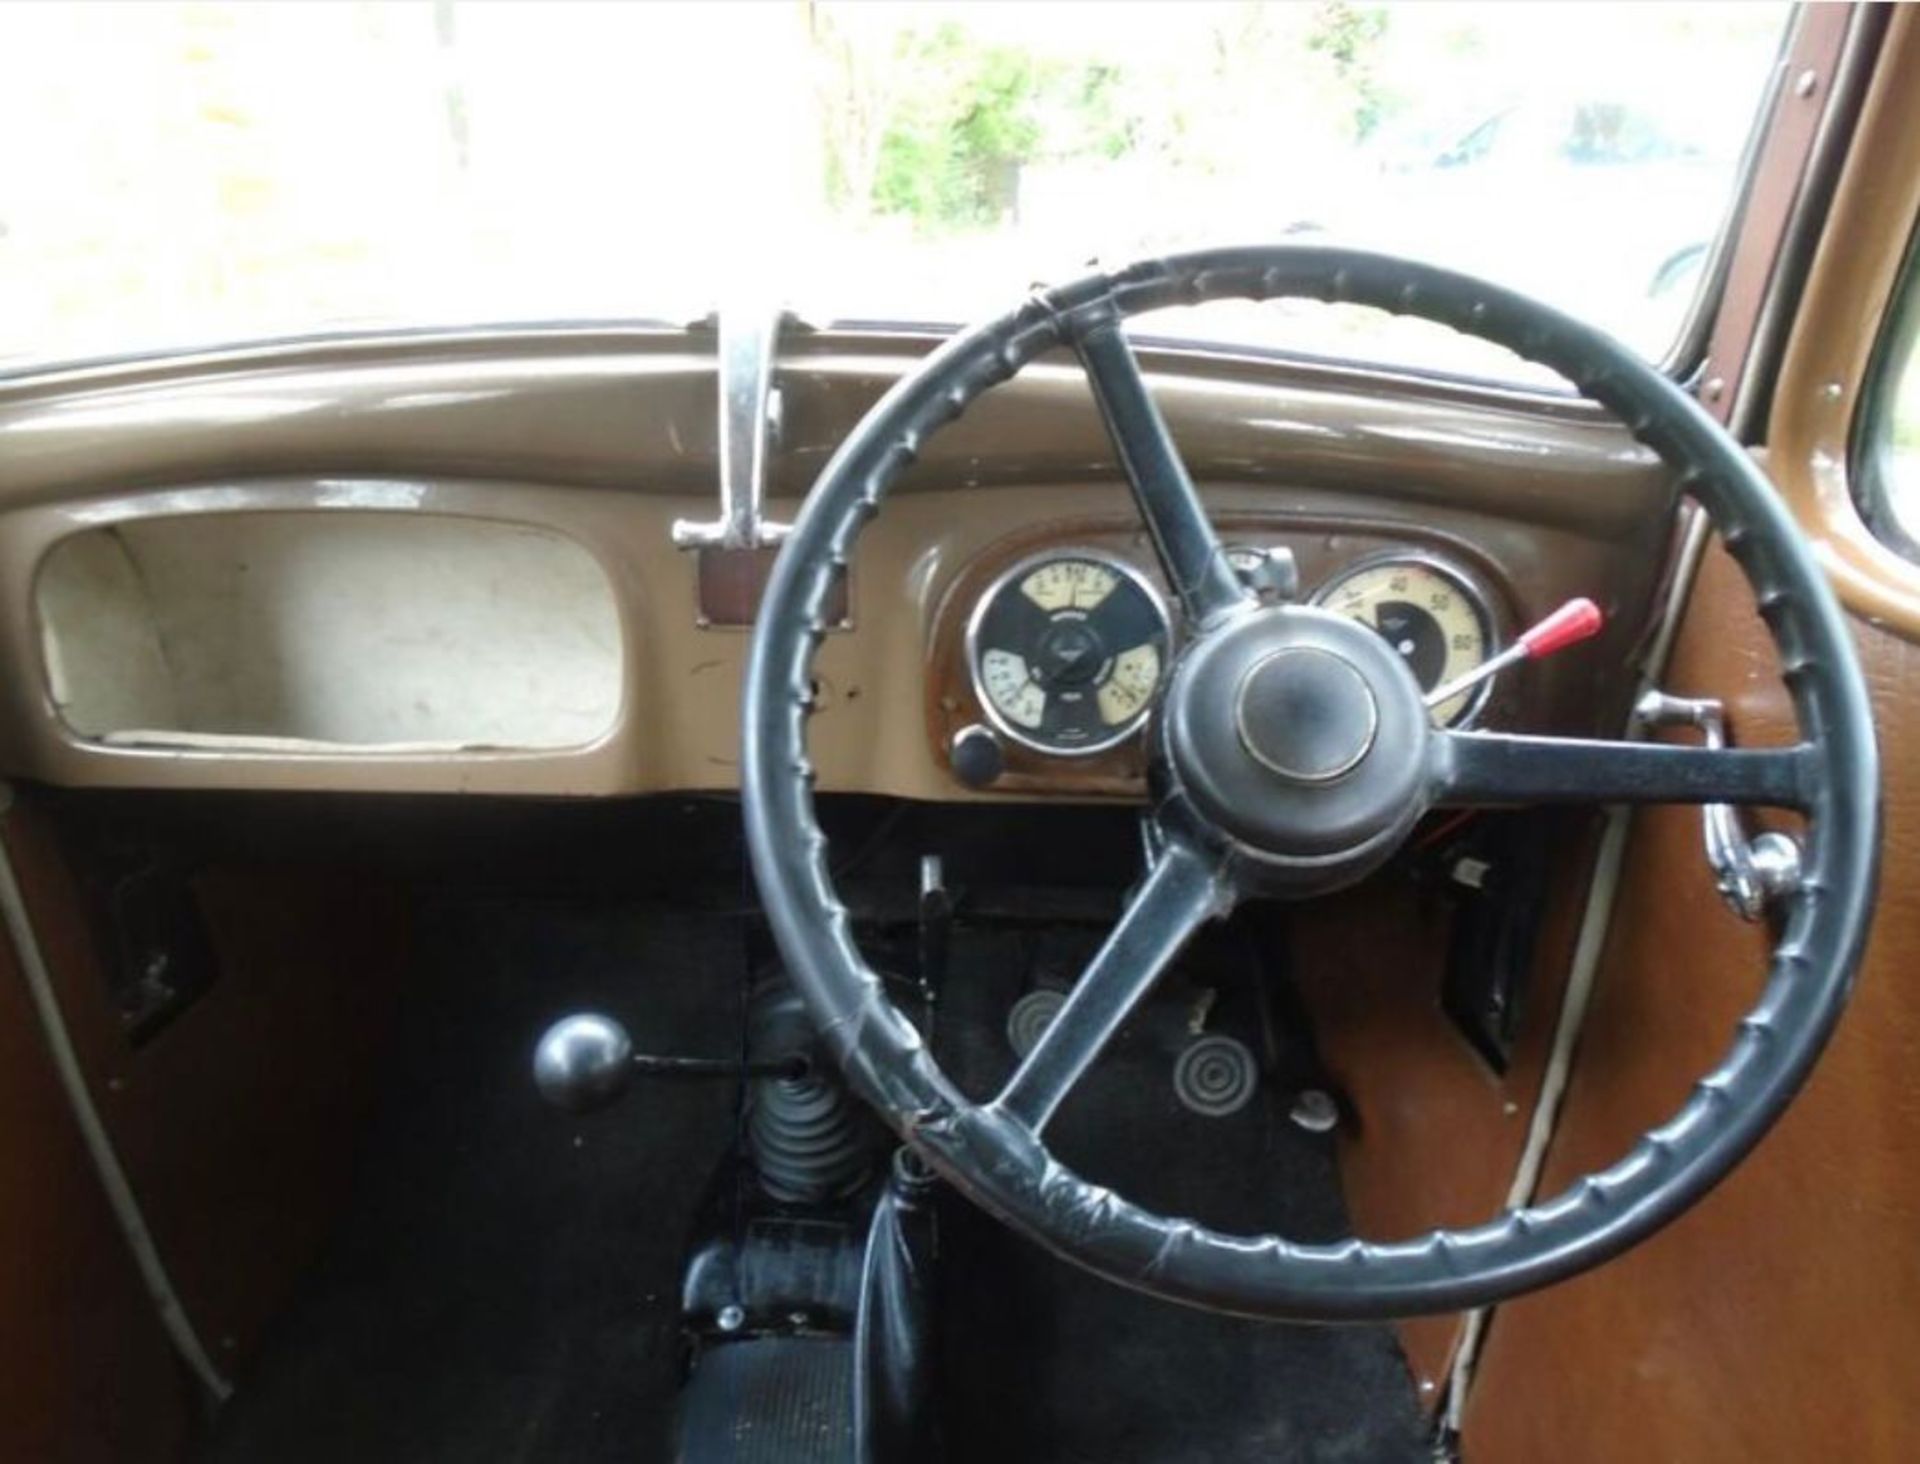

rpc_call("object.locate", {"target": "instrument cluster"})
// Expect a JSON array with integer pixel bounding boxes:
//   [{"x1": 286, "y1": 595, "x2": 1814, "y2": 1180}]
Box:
[{"x1": 960, "y1": 543, "x2": 1501, "y2": 765}]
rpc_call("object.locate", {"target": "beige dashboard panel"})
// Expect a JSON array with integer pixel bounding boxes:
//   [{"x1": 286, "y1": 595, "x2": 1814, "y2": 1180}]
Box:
[{"x1": 0, "y1": 329, "x2": 1676, "y2": 797}]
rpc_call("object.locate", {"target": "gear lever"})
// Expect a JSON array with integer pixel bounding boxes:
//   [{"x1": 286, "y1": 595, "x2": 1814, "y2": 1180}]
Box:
[{"x1": 532, "y1": 1012, "x2": 807, "y2": 1115}]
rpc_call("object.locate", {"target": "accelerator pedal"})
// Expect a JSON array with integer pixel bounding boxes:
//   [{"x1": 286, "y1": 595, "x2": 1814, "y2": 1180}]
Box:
[{"x1": 677, "y1": 1336, "x2": 852, "y2": 1464}]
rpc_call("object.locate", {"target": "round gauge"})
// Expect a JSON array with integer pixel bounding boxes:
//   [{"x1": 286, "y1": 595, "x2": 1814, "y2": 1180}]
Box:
[
  {"x1": 1313, "y1": 555, "x2": 1495, "y2": 726},
  {"x1": 967, "y1": 551, "x2": 1172, "y2": 755}
]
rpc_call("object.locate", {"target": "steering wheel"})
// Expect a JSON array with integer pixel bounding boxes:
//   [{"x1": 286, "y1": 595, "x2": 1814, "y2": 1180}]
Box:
[{"x1": 741, "y1": 246, "x2": 1879, "y2": 1321}]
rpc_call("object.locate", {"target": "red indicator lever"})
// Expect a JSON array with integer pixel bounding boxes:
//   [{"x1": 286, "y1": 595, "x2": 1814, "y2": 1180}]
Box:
[
  {"x1": 1517, "y1": 597, "x2": 1604, "y2": 660},
  {"x1": 1424, "y1": 596, "x2": 1606, "y2": 711}
]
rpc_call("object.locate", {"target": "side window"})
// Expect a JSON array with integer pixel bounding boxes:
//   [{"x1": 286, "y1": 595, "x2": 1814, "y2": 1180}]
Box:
[{"x1": 1856, "y1": 227, "x2": 1920, "y2": 559}]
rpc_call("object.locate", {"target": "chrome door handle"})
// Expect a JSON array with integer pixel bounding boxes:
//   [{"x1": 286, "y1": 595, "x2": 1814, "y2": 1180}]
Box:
[{"x1": 1633, "y1": 690, "x2": 1803, "y2": 920}]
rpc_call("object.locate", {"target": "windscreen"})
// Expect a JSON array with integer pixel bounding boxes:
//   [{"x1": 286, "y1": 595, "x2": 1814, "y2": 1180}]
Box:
[{"x1": 0, "y1": 1, "x2": 1792, "y2": 381}]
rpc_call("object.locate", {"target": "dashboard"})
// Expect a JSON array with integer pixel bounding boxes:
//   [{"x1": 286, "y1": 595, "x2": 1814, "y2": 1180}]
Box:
[{"x1": 0, "y1": 327, "x2": 1676, "y2": 801}]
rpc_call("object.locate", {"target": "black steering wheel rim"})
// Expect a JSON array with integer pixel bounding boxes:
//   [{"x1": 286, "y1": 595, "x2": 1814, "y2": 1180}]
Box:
[{"x1": 742, "y1": 245, "x2": 1879, "y2": 1322}]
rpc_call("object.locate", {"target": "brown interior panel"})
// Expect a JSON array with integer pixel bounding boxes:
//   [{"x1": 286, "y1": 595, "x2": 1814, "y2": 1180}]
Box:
[
  {"x1": 1464, "y1": 14, "x2": 1919, "y2": 1452},
  {"x1": 1, "y1": 795, "x2": 409, "y2": 1376},
  {"x1": 1464, "y1": 541, "x2": 1920, "y2": 1461},
  {"x1": 1770, "y1": 4, "x2": 1920, "y2": 635},
  {"x1": 1288, "y1": 811, "x2": 1602, "y2": 1396},
  {"x1": 0, "y1": 837, "x2": 192, "y2": 1463}
]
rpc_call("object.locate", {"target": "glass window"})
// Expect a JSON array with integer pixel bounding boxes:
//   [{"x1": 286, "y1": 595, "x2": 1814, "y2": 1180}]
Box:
[
  {"x1": 1858, "y1": 230, "x2": 1920, "y2": 556},
  {"x1": 0, "y1": 1, "x2": 1791, "y2": 381},
  {"x1": 1889, "y1": 351, "x2": 1920, "y2": 533}
]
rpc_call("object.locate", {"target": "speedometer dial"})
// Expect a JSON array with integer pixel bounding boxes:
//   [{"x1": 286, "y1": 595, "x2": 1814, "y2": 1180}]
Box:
[
  {"x1": 1313, "y1": 555, "x2": 1495, "y2": 726},
  {"x1": 967, "y1": 551, "x2": 1171, "y2": 754}
]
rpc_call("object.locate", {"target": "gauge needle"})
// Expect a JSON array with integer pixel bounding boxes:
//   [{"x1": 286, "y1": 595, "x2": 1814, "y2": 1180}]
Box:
[{"x1": 1424, "y1": 597, "x2": 1604, "y2": 710}]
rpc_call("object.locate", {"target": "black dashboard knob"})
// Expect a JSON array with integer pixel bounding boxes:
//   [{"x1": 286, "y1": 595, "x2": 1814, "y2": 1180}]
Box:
[{"x1": 949, "y1": 724, "x2": 1006, "y2": 789}]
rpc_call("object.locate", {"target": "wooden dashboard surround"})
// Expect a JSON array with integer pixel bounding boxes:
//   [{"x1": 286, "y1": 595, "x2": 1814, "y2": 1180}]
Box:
[{"x1": 922, "y1": 509, "x2": 1631, "y2": 798}]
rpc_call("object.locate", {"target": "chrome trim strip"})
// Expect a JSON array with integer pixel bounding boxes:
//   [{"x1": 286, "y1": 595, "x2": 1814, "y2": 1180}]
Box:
[{"x1": 0, "y1": 790, "x2": 232, "y2": 1401}]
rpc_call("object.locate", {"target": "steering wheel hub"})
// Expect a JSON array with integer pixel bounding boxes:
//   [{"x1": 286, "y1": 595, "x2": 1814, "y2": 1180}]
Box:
[
  {"x1": 1235, "y1": 647, "x2": 1379, "y2": 781},
  {"x1": 1162, "y1": 605, "x2": 1430, "y2": 884}
]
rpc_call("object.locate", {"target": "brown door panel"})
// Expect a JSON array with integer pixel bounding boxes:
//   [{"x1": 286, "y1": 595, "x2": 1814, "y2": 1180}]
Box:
[
  {"x1": 0, "y1": 880, "x2": 192, "y2": 1462},
  {"x1": 1, "y1": 798, "x2": 410, "y2": 1380},
  {"x1": 1465, "y1": 542, "x2": 1920, "y2": 1462}
]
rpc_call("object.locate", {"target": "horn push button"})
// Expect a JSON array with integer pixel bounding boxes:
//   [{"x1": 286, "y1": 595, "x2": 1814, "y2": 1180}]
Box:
[
  {"x1": 1235, "y1": 648, "x2": 1378, "y2": 782},
  {"x1": 1161, "y1": 606, "x2": 1433, "y2": 889}
]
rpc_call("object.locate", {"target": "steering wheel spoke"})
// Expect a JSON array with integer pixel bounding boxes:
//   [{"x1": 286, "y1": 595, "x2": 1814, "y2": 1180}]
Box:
[
  {"x1": 1067, "y1": 309, "x2": 1254, "y2": 628},
  {"x1": 993, "y1": 835, "x2": 1235, "y2": 1136},
  {"x1": 1429, "y1": 728, "x2": 1819, "y2": 810}
]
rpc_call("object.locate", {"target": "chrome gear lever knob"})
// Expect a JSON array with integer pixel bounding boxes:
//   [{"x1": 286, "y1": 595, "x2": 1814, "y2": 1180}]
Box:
[{"x1": 532, "y1": 1013, "x2": 634, "y2": 1114}]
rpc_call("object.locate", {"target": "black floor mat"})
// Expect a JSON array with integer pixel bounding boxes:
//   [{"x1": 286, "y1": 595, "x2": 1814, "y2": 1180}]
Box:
[
  {"x1": 197, "y1": 897, "x2": 1426, "y2": 1464},
  {"x1": 197, "y1": 900, "x2": 747, "y2": 1464},
  {"x1": 933, "y1": 923, "x2": 1431, "y2": 1464},
  {"x1": 678, "y1": 1337, "x2": 852, "y2": 1463}
]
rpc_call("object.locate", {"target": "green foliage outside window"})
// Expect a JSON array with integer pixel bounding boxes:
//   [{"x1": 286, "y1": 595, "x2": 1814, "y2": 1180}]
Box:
[
  {"x1": 826, "y1": 22, "x2": 1136, "y2": 234},
  {"x1": 817, "y1": 3, "x2": 1392, "y2": 237}
]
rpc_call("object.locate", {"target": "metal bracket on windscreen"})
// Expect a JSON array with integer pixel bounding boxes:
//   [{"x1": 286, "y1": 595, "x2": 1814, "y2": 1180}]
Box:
[
  {"x1": 672, "y1": 308, "x2": 794, "y2": 552},
  {"x1": 672, "y1": 308, "x2": 846, "y2": 627}
]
